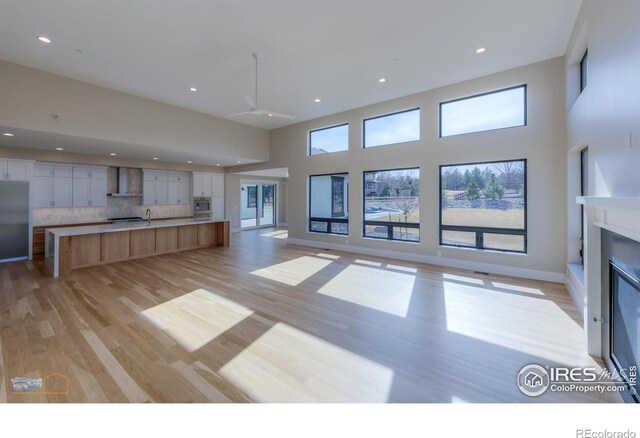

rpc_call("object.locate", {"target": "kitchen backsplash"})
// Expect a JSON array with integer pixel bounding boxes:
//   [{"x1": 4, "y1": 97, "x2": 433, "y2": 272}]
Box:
[{"x1": 34, "y1": 196, "x2": 191, "y2": 226}]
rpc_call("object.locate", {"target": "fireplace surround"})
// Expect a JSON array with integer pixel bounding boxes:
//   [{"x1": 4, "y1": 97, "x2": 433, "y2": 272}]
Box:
[{"x1": 576, "y1": 196, "x2": 640, "y2": 403}]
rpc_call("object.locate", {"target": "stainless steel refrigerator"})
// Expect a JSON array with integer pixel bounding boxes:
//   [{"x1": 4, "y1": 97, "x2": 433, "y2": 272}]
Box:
[{"x1": 0, "y1": 180, "x2": 29, "y2": 263}]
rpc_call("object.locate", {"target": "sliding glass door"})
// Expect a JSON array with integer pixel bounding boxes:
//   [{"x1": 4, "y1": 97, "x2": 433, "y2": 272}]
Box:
[{"x1": 241, "y1": 183, "x2": 276, "y2": 229}]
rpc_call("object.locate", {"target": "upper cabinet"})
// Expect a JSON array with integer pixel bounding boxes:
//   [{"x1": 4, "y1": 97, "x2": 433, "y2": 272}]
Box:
[
  {"x1": 33, "y1": 162, "x2": 107, "y2": 208},
  {"x1": 143, "y1": 170, "x2": 190, "y2": 206},
  {"x1": 72, "y1": 166, "x2": 107, "y2": 207},
  {"x1": 0, "y1": 159, "x2": 31, "y2": 181},
  {"x1": 33, "y1": 163, "x2": 74, "y2": 208},
  {"x1": 193, "y1": 172, "x2": 224, "y2": 198}
]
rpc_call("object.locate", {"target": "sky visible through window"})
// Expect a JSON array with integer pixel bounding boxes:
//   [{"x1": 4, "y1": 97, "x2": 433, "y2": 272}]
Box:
[
  {"x1": 309, "y1": 124, "x2": 349, "y2": 155},
  {"x1": 364, "y1": 109, "x2": 420, "y2": 148},
  {"x1": 440, "y1": 86, "x2": 526, "y2": 137}
]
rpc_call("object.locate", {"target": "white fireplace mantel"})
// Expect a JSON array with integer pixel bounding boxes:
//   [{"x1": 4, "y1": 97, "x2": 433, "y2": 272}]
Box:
[{"x1": 576, "y1": 196, "x2": 640, "y2": 356}]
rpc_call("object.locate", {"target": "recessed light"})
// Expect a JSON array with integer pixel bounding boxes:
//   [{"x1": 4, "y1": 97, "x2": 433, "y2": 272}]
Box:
[
  {"x1": 476, "y1": 47, "x2": 486, "y2": 54},
  {"x1": 189, "y1": 87, "x2": 197, "y2": 92},
  {"x1": 237, "y1": 161, "x2": 242, "y2": 163},
  {"x1": 2, "y1": 133, "x2": 14, "y2": 137},
  {"x1": 37, "y1": 36, "x2": 52, "y2": 44},
  {"x1": 187, "y1": 160, "x2": 192, "y2": 164},
  {"x1": 378, "y1": 78, "x2": 387, "y2": 83},
  {"x1": 216, "y1": 163, "x2": 220, "y2": 166},
  {"x1": 110, "y1": 153, "x2": 117, "y2": 156},
  {"x1": 314, "y1": 98, "x2": 321, "y2": 103},
  {"x1": 55, "y1": 147, "x2": 63, "y2": 151},
  {"x1": 268, "y1": 113, "x2": 273, "y2": 117},
  {"x1": 153, "y1": 157, "x2": 158, "y2": 160}
]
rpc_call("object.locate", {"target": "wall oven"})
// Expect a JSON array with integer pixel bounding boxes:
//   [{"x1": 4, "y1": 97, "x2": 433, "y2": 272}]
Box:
[{"x1": 193, "y1": 196, "x2": 212, "y2": 218}]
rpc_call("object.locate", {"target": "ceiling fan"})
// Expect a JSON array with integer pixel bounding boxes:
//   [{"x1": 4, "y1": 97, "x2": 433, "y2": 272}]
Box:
[{"x1": 229, "y1": 53, "x2": 295, "y2": 120}]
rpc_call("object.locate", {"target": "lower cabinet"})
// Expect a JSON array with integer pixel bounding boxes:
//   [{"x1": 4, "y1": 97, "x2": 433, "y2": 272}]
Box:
[
  {"x1": 130, "y1": 229, "x2": 156, "y2": 257},
  {"x1": 155, "y1": 227, "x2": 178, "y2": 253},
  {"x1": 178, "y1": 225, "x2": 198, "y2": 249},
  {"x1": 101, "y1": 232, "x2": 131, "y2": 262}
]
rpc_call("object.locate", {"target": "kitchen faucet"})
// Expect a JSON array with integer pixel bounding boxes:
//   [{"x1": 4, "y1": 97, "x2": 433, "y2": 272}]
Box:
[{"x1": 146, "y1": 208, "x2": 151, "y2": 226}]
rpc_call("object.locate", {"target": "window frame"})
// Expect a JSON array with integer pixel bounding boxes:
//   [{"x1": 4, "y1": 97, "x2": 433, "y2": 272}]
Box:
[
  {"x1": 308, "y1": 172, "x2": 349, "y2": 235},
  {"x1": 362, "y1": 107, "x2": 421, "y2": 149},
  {"x1": 308, "y1": 123, "x2": 349, "y2": 156},
  {"x1": 580, "y1": 50, "x2": 588, "y2": 93},
  {"x1": 439, "y1": 84, "x2": 528, "y2": 138},
  {"x1": 362, "y1": 166, "x2": 421, "y2": 243},
  {"x1": 439, "y1": 158, "x2": 527, "y2": 253}
]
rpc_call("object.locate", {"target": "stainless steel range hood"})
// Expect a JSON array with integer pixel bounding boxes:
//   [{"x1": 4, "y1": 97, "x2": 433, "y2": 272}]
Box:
[{"x1": 108, "y1": 167, "x2": 140, "y2": 197}]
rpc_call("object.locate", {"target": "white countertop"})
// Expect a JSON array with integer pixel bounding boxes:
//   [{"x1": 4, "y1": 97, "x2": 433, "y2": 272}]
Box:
[{"x1": 46, "y1": 217, "x2": 229, "y2": 237}]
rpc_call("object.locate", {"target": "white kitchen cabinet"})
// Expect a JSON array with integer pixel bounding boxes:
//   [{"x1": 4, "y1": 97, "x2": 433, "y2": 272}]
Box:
[
  {"x1": 90, "y1": 178, "x2": 107, "y2": 206},
  {"x1": 73, "y1": 166, "x2": 107, "y2": 179},
  {"x1": 143, "y1": 169, "x2": 169, "y2": 205},
  {"x1": 0, "y1": 159, "x2": 31, "y2": 181},
  {"x1": 212, "y1": 196, "x2": 225, "y2": 217},
  {"x1": 72, "y1": 177, "x2": 107, "y2": 207},
  {"x1": 168, "y1": 180, "x2": 190, "y2": 205},
  {"x1": 193, "y1": 172, "x2": 224, "y2": 197},
  {"x1": 193, "y1": 172, "x2": 213, "y2": 197},
  {"x1": 52, "y1": 176, "x2": 73, "y2": 208},
  {"x1": 211, "y1": 174, "x2": 225, "y2": 197},
  {"x1": 33, "y1": 163, "x2": 73, "y2": 208},
  {"x1": 72, "y1": 165, "x2": 107, "y2": 207},
  {"x1": 33, "y1": 176, "x2": 52, "y2": 208}
]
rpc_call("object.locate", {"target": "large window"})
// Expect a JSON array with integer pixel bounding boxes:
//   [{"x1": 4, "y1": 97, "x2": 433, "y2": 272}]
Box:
[
  {"x1": 309, "y1": 124, "x2": 349, "y2": 156},
  {"x1": 363, "y1": 168, "x2": 420, "y2": 242},
  {"x1": 439, "y1": 85, "x2": 527, "y2": 137},
  {"x1": 440, "y1": 159, "x2": 526, "y2": 253},
  {"x1": 309, "y1": 173, "x2": 349, "y2": 235},
  {"x1": 363, "y1": 108, "x2": 420, "y2": 148},
  {"x1": 580, "y1": 50, "x2": 588, "y2": 93}
]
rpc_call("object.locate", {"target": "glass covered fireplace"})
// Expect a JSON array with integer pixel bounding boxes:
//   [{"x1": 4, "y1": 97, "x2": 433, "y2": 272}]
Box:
[{"x1": 609, "y1": 263, "x2": 639, "y2": 402}]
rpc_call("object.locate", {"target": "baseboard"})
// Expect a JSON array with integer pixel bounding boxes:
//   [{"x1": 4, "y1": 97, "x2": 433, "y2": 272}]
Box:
[
  {"x1": 287, "y1": 237, "x2": 565, "y2": 283},
  {"x1": 565, "y1": 263, "x2": 586, "y2": 318}
]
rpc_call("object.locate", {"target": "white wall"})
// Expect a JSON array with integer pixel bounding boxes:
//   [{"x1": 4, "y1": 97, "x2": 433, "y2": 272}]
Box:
[
  {"x1": 0, "y1": 59, "x2": 269, "y2": 162},
  {"x1": 565, "y1": 0, "x2": 640, "y2": 197},
  {"x1": 233, "y1": 58, "x2": 568, "y2": 279}
]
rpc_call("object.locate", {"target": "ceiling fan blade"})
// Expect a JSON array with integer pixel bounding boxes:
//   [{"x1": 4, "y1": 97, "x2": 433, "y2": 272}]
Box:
[
  {"x1": 228, "y1": 111, "x2": 254, "y2": 117},
  {"x1": 242, "y1": 94, "x2": 256, "y2": 108},
  {"x1": 263, "y1": 110, "x2": 296, "y2": 120}
]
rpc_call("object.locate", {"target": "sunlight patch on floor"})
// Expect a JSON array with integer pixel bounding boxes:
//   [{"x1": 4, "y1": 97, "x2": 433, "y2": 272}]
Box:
[
  {"x1": 443, "y1": 281, "x2": 589, "y2": 365},
  {"x1": 317, "y1": 264, "x2": 415, "y2": 317},
  {"x1": 315, "y1": 253, "x2": 340, "y2": 260},
  {"x1": 259, "y1": 230, "x2": 288, "y2": 239},
  {"x1": 491, "y1": 281, "x2": 544, "y2": 295},
  {"x1": 442, "y1": 273, "x2": 485, "y2": 285},
  {"x1": 386, "y1": 264, "x2": 418, "y2": 274},
  {"x1": 219, "y1": 322, "x2": 394, "y2": 402},
  {"x1": 141, "y1": 288, "x2": 254, "y2": 352},
  {"x1": 250, "y1": 256, "x2": 332, "y2": 286},
  {"x1": 354, "y1": 259, "x2": 382, "y2": 267}
]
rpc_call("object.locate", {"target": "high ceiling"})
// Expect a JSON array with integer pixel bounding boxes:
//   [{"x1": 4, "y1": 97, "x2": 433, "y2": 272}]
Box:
[{"x1": 0, "y1": 0, "x2": 581, "y2": 130}]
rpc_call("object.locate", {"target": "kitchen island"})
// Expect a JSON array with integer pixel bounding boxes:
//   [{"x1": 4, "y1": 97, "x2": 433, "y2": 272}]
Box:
[{"x1": 45, "y1": 217, "x2": 230, "y2": 277}]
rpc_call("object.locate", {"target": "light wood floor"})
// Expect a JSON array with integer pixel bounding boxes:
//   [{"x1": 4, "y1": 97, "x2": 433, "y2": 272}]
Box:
[{"x1": 0, "y1": 227, "x2": 620, "y2": 402}]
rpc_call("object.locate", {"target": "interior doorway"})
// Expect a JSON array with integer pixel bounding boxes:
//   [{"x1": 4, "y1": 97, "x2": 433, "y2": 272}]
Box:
[{"x1": 241, "y1": 183, "x2": 276, "y2": 229}]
